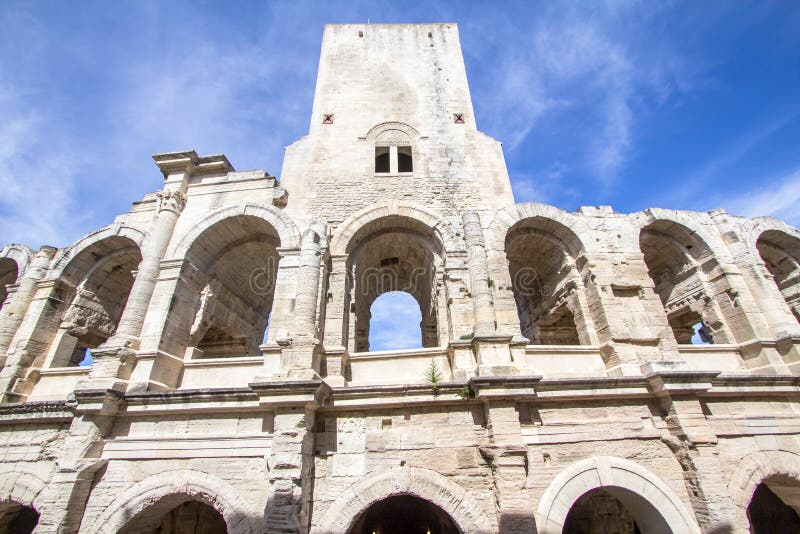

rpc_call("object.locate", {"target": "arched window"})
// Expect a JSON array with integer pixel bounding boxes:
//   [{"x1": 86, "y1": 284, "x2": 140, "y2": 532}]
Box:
[
  {"x1": 369, "y1": 123, "x2": 418, "y2": 176},
  {"x1": 368, "y1": 291, "x2": 423, "y2": 351}
]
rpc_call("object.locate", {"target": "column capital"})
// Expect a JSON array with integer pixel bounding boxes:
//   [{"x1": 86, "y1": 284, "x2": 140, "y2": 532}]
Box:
[{"x1": 155, "y1": 189, "x2": 187, "y2": 214}]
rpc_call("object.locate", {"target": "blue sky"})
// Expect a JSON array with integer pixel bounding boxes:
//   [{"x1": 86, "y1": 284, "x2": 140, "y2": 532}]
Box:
[{"x1": 1, "y1": 1, "x2": 798, "y2": 351}]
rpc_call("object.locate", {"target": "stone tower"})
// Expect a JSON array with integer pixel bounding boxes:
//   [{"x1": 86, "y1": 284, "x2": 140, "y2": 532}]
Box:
[{"x1": 0, "y1": 22, "x2": 799, "y2": 534}]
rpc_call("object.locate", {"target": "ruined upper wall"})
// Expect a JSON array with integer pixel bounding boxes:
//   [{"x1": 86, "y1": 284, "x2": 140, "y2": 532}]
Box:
[{"x1": 279, "y1": 24, "x2": 516, "y2": 229}]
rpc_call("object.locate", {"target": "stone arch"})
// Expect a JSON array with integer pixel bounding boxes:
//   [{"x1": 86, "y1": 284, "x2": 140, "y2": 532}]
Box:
[
  {"x1": 536, "y1": 456, "x2": 700, "y2": 534},
  {"x1": 364, "y1": 121, "x2": 421, "y2": 142},
  {"x1": 748, "y1": 222, "x2": 800, "y2": 323},
  {"x1": 631, "y1": 208, "x2": 734, "y2": 265},
  {"x1": 333, "y1": 204, "x2": 454, "y2": 352},
  {"x1": 491, "y1": 203, "x2": 596, "y2": 345},
  {"x1": 50, "y1": 223, "x2": 147, "y2": 281},
  {"x1": 170, "y1": 201, "x2": 300, "y2": 259},
  {"x1": 488, "y1": 202, "x2": 591, "y2": 254},
  {"x1": 637, "y1": 215, "x2": 751, "y2": 345},
  {"x1": 86, "y1": 469, "x2": 260, "y2": 534},
  {"x1": 0, "y1": 465, "x2": 48, "y2": 511},
  {"x1": 728, "y1": 449, "x2": 800, "y2": 513},
  {"x1": 740, "y1": 215, "x2": 800, "y2": 262},
  {"x1": 331, "y1": 202, "x2": 458, "y2": 257},
  {"x1": 312, "y1": 467, "x2": 495, "y2": 534},
  {"x1": 0, "y1": 244, "x2": 34, "y2": 281}
]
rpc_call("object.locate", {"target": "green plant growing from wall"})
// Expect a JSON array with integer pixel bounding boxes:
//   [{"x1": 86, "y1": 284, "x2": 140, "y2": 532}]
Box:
[{"x1": 425, "y1": 359, "x2": 443, "y2": 397}]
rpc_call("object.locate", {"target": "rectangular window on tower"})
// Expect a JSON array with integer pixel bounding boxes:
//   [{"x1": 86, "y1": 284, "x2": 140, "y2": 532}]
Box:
[
  {"x1": 397, "y1": 146, "x2": 413, "y2": 173},
  {"x1": 375, "y1": 147, "x2": 390, "y2": 173}
]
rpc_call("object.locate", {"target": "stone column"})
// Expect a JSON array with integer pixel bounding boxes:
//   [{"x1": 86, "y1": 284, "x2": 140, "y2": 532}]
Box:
[
  {"x1": 279, "y1": 224, "x2": 327, "y2": 379},
  {"x1": 0, "y1": 246, "x2": 56, "y2": 359},
  {"x1": 463, "y1": 211, "x2": 495, "y2": 337},
  {"x1": 88, "y1": 188, "x2": 186, "y2": 385}
]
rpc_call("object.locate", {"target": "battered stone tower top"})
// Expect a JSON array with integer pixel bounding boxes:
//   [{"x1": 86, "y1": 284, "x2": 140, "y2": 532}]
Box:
[
  {"x1": 280, "y1": 23, "x2": 515, "y2": 228},
  {"x1": 309, "y1": 23, "x2": 477, "y2": 134}
]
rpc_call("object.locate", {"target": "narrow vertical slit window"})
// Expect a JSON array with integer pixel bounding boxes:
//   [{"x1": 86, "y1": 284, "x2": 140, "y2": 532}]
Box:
[
  {"x1": 397, "y1": 146, "x2": 413, "y2": 173},
  {"x1": 375, "y1": 147, "x2": 390, "y2": 173}
]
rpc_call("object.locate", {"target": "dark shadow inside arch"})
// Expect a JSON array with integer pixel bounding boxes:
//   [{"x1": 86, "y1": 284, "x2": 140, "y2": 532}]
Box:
[
  {"x1": 0, "y1": 258, "x2": 18, "y2": 311},
  {"x1": 120, "y1": 498, "x2": 227, "y2": 534},
  {"x1": 747, "y1": 478, "x2": 800, "y2": 534},
  {"x1": 349, "y1": 495, "x2": 461, "y2": 534},
  {"x1": 0, "y1": 503, "x2": 39, "y2": 534},
  {"x1": 563, "y1": 487, "x2": 670, "y2": 534}
]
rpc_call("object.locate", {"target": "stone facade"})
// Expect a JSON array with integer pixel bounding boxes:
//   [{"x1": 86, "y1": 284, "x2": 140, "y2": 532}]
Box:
[{"x1": 0, "y1": 23, "x2": 799, "y2": 533}]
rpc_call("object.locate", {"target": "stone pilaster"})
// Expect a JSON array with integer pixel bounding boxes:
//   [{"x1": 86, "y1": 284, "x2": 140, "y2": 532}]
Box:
[
  {"x1": 254, "y1": 380, "x2": 329, "y2": 534},
  {"x1": 472, "y1": 377, "x2": 538, "y2": 533},
  {"x1": 646, "y1": 369, "x2": 740, "y2": 533}
]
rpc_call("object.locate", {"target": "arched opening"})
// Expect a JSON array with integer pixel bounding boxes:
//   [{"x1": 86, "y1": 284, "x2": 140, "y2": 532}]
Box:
[
  {"x1": 349, "y1": 495, "x2": 460, "y2": 534},
  {"x1": 119, "y1": 498, "x2": 227, "y2": 534},
  {"x1": 48, "y1": 236, "x2": 142, "y2": 367},
  {"x1": 756, "y1": 230, "x2": 800, "y2": 324},
  {"x1": 640, "y1": 221, "x2": 737, "y2": 345},
  {"x1": 368, "y1": 291, "x2": 423, "y2": 351},
  {"x1": 179, "y1": 215, "x2": 280, "y2": 359},
  {"x1": 0, "y1": 258, "x2": 18, "y2": 311},
  {"x1": 562, "y1": 486, "x2": 672, "y2": 534},
  {"x1": 346, "y1": 215, "x2": 444, "y2": 353},
  {"x1": 747, "y1": 476, "x2": 800, "y2": 534},
  {"x1": 0, "y1": 502, "x2": 39, "y2": 534},
  {"x1": 505, "y1": 218, "x2": 589, "y2": 345}
]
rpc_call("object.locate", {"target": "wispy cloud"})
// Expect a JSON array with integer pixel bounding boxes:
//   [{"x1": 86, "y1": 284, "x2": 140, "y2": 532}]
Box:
[
  {"x1": 717, "y1": 168, "x2": 800, "y2": 226},
  {"x1": 469, "y1": 3, "x2": 686, "y2": 188}
]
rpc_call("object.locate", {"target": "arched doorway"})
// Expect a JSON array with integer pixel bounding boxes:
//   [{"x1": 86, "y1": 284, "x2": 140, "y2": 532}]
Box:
[
  {"x1": 120, "y1": 499, "x2": 227, "y2": 534},
  {"x1": 349, "y1": 495, "x2": 460, "y2": 534},
  {"x1": 0, "y1": 502, "x2": 39, "y2": 534},
  {"x1": 563, "y1": 488, "x2": 646, "y2": 534},
  {"x1": 746, "y1": 476, "x2": 800, "y2": 533}
]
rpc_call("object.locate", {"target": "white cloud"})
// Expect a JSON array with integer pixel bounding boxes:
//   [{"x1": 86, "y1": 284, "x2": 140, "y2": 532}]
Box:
[{"x1": 718, "y1": 168, "x2": 800, "y2": 226}]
